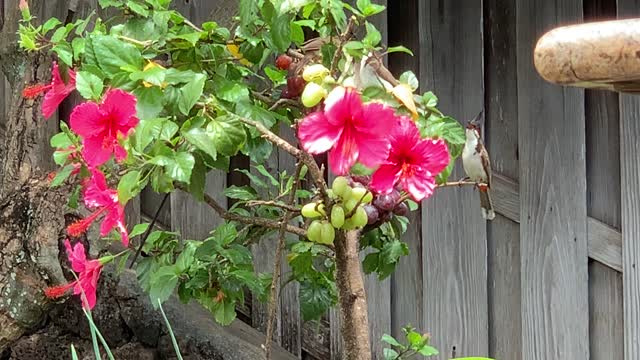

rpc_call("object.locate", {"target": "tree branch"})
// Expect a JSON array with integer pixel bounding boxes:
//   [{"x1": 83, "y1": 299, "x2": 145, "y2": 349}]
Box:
[
  {"x1": 330, "y1": 16, "x2": 358, "y2": 75},
  {"x1": 176, "y1": 185, "x2": 307, "y2": 236},
  {"x1": 264, "y1": 162, "x2": 303, "y2": 359},
  {"x1": 234, "y1": 116, "x2": 331, "y2": 205}
]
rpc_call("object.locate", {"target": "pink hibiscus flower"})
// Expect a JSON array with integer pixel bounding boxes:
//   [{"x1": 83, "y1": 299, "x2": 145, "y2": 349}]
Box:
[
  {"x1": 297, "y1": 86, "x2": 396, "y2": 175},
  {"x1": 370, "y1": 117, "x2": 450, "y2": 201},
  {"x1": 44, "y1": 240, "x2": 103, "y2": 309},
  {"x1": 22, "y1": 62, "x2": 76, "y2": 119},
  {"x1": 70, "y1": 89, "x2": 139, "y2": 167},
  {"x1": 67, "y1": 168, "x2": 129, "y2": 246}
]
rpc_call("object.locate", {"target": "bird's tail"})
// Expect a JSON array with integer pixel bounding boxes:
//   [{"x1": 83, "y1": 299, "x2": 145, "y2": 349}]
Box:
[{"x1": 479, "y1": 189, "x2": 495, "y2": 220}]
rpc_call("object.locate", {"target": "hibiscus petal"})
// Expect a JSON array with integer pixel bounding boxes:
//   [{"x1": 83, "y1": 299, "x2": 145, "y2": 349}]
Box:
[
  {"x1": 413, "y1": 139, "x2": 450, "y2": 175},
  {"x1": 82, "y1": 136, "x2": 113, "y2": 167},
  {"x1": 101, "y1": 204, "x2": 128, "y2": 246},
  {"x1": 42, "y1": 63, "x2": 75, "y2": 119},
  {"x1": 370, "y1": 164, "x2": 402, "y2": 194},
  {"x1": 64, "y1": 240, "x2": 87, "y2": 273},
  {"x1": 113, "y1": 143, "x2": 128, "y2": 162},
  {"x1": 328, "y1": 128, "x2": 359, "y2": 175},
  {"x1": 401, "y1": 168, "x2": 437, "y2": 202},
  {"x1": 357, "y1": 102, "x2": 397, "y2": 135},
  {"x1": 101, "y1": 89, "x2": 138, "y2": 132},
  {"x1": 356, "y1": 135, "x2": 390, "y2": 168},
  {"x1": 298, "y1": 112, "x2": 342, "y2": 154},
  {"x1": 324, "y1": 87, "x2": 363, "y2": 127},
  {"x1": 70, "y1": 102, "x2": 104, "y2": 138}
]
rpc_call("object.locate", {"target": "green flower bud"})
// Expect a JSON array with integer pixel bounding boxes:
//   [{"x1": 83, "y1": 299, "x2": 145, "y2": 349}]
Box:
[{"x1": 301, "y1": 82, "x2": 327, "y2": 108}]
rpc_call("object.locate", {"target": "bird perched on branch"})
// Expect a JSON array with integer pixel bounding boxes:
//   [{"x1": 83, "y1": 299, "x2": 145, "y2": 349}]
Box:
[{"x1": 462, "y1": 111, "x2": 495, "y2": 220}]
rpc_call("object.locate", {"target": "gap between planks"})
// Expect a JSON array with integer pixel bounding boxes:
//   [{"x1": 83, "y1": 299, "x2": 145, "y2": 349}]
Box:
[{"x1": 490, "y1": 172, "x2": 622, "y2": 272}]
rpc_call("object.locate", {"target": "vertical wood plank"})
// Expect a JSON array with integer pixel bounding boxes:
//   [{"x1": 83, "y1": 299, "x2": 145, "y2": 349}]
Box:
[
  {"x1": 279, "y1": 125, "x2": 302, "y2": 357},
  {"x1": 419, "y1": 1, "x2": 488, "y2": 358},
  {"x1": 516, "y1": 1, "x2": 588, "y2": 359},
  {"x1": 618, "y1": 3, "x2": 640, "y2": 360},
  {"x1": 483, "y1": 0, "x2": 521, "y2": 359},
  {"x1": 583, "y1": 3, "x2": 624, "y2": 359},
  {"x1": 387, "y1": 0, "x2": 424, "y2": 341}
]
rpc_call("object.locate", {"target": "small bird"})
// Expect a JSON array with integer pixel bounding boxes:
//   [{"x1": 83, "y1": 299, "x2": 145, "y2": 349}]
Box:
[{"x1": 462, "y1": 111, "x2": 495, "y2": 220}]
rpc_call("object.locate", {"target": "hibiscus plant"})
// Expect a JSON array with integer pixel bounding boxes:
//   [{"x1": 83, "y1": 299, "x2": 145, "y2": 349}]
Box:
[{"x1": 17, "y1": 0, "x2": 468, "y2": 359}]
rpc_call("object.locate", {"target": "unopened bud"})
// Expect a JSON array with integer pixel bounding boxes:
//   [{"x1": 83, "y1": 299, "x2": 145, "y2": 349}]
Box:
[
  {"x1": 301, "y1": 82, "x2": 327, "y2": 108},
  {"x1": 302, "y1": 64, "x2": 330, "y2": 82}
]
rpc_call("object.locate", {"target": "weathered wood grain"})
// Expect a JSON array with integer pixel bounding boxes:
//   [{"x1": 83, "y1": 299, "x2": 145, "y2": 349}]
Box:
[
  {"x1": 387, "y1": 0, "x2": 425, "y2": 342},
  {"x1": 419, "y1": 1, "x2": 488, "y2": 358},
  {"x1": 618, "y1": 3, "x2": 640, "y2": 360},
  {"x1": 484, "y1": 1, "x2": 521, "y2": 358},
  {"x1": 516, "y1": 1, "x2": 589, "y2": 359},
  {"x1": 583, "y1": 0, "x2": 624, "y2": 352}
]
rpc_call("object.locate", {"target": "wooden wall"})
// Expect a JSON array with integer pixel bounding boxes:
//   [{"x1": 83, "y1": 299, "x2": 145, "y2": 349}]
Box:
[{"x1": 1, "y1": 0, "x2": 636, "y2": 359}]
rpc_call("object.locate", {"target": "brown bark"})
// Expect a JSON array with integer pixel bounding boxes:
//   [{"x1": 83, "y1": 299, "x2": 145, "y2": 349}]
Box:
[
  {"x1": 0, "y1": 50, "x2": 70, "y2": 351},
  {"x1": 334, "y1": 230, "x2": 371, "y2": 360}
]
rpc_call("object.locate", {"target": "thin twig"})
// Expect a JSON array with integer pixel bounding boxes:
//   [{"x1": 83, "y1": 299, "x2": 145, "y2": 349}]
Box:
[
  {"x1": 330, "y1": 16, "x2": 358, "y2": 75},
  {"x1": 234, "y1": 116, "x2": 331, "y2": 206},
  {"x1": 129, "y1": 193, "x2": 169, "y2": 269},
  {"x1": 436, "y1": 180, "x2": 484, "y2": 188},
  {"x1": 183, "y1": 19, "x2": 202, "y2": 32},
  {"x1": 180, "y1": 184, "x2": 306, "y2": 236},
  {"x1": 252, "y1": 91, "x2": 273, "y2": 105},
  {"x1": 268, "y1": 98, "x2": 301, "y2": 111},
  {"x1": 245, "y1": 200, "x2": 300, "y2": 213},
  {"x1": 286, "y1": 49, "x2": 305, "y2": 59},
  {"x1": 264, "y1": 162, "x2": 304, "y2": 359}
]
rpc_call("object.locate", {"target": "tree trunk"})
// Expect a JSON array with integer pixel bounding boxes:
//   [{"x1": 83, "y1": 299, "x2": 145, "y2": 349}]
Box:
[
  {"x1": 334, "y1": 229, "x2": 371, "y2": 360},
  {"x1": 0, "y1": 45, "x2": 69, "y2": 354}
]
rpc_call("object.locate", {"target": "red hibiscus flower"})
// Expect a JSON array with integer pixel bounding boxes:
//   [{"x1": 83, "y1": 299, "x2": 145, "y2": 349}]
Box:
[
  {"x1": 370, "y1": 117, "x2": 450, "y2": 201},
  {"x1": 22, "y1": 62, "x2": 76, "y2": 119},
  {"x1": 67, "y1": 168, "x2": 129, "y2": 246},
  {"x1": 297, "y1": 86, "x2": 396, "y2": 175},
  {"x1": 44, "y1": 240, "x2": 103, "y2": 309},
  {"x1": 70, "y1": 89, "x2": 139, "y2": 167}
]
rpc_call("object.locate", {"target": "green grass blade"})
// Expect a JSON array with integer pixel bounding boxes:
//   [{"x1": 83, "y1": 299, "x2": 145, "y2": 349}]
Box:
[
  {"x1": 70, "y1": 344, "x2": 79, "y2": 360},
  {"x1": 158, "y1": 299, "x2": 184, "y2": 360},
  {"x1": 83, "y1": 309, "x2": 115, "y2": 360}
]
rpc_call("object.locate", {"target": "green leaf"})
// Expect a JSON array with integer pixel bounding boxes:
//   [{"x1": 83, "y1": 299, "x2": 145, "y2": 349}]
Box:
[
  {"x1": 363, "y1": 22, "x2": 381, "y2": 48},
  {"x1": 117, "y1": 170, "x2": 140, "y2": 205},
  {"x1": 149, "y1": 266, "x2": 179, "y2": 305},
  {"x1": 419, "y1": 346, "x2": 440, "y2": 356},
  {"x1": 127, "y1": 0, "x2": 149, "y2": 16},
  {"x1": 254, "y1": 164, "x2": 279, "y2": 186},
  {"x1": 269, "y1": 14, "x2": 292, "y2": 52},
  {"x1": 223, "y1": 185, "x2": 257, "y2": 200},
  {"x1": 133, "y1": 86, "x2": 164, "y2": 120},
  {"x1": 264, "y1": 65, "x2": 287, "y2": 86},
  {"x1": 72, "y1": 37, "x2": 85, "y2": 59},
  {"x1": 76, "y1": 71, "x2": 104, "y2": 100},
  {"x1": 51, "y1": 26, "x2": 68, "y2": 43},
  {"x1": 50, "y1": 132, "x2": 73, "y2": 149},
  {"x1": 436, "y1": 159, "x2": 454, "y2": 185},
  {"x1": 178, "y1": 73, "x2": 205, "y2": 115},
  {"x1": 208, "y1": 116, "x2": 246, "y2": 156},
  {"x1": 176, "y1": 242, "x2": 196, "y2": 273},
  {"x1": 130, "y1": 223, "x2": 150, "y2": 238},
  {"x1": 299, "y1": 280, "x2": 334, "y2": 321},
  {"x1": 361, "y1": 3, "x2": 385, "y2": 17},
  {"x1": 399, "y1": 71, "x2": 419, "y2": 92},
  {"x1": 50, "y1": 164, "x2": 75, "y2": 187},
  {"x1": 183, "y1": 128, "x2": 217, "y2": 160},
  {"x1": 42, "y1": 18, "x2": 62, "y2": 34},
  {"x1": 169, "y1": 32, "x2": 202, "y2": 46},
  {"x1": 166, "y1": 152, "x2": 195, "y2": 184},
  {"x1": 214, "y1": 298, "x2": 237, "y2": 325},
  {"x1": 406, "y1": 330, "x2": 424, "y2": 348},
  {"x1": 88, "y1": 35, "x2": 143, "y2": 77},
  {"x1": 130, "y1": 66, "x2": 166, "y2": 87},
  {"x1": 381, "y1": 334, "x2": 402, "y2": 347},
  {"x1": 423, "y1": 91, "x2": 438, "y2": 108},
  {"x1": 383, "y1": 348, "x2": 399, "y2": 360},
  {"x1": 53, "y1": 43, "x2": 73, "y2": 67},
  {"x1": 386, "y1": 45, "x2": 414, "y2": 56},
  {"x1": 215, "y1": 81, "x2": 249, "y2": 103}
]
